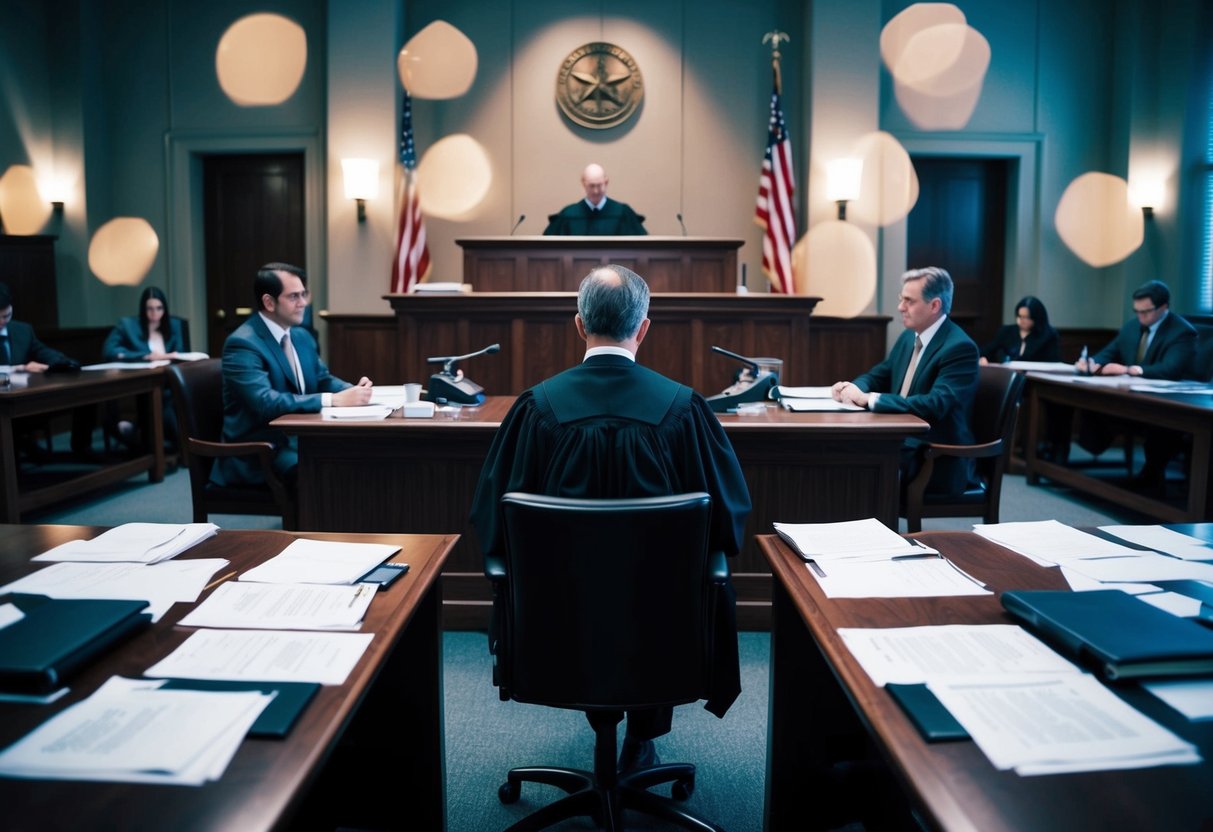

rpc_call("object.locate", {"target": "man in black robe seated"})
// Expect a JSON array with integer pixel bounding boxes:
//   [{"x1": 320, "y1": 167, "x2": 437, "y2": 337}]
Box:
[
  {"x1": 543, "y1": 163, "x2": 647, "y2": 235},
  {"x1": 470, "y1": 264, "x2": 750, "y2": 772}
]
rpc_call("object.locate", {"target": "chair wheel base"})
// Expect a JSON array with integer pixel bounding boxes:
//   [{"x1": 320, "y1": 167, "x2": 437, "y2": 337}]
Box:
[
  {"x1": 499, "y1": 780, "x2": 521, "y2": 804},
  {"x1": 672, "y1": 776, "x2": 694, "y2": 801}
]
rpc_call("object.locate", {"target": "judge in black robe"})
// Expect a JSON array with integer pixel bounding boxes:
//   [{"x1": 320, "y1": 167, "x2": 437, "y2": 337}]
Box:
[
  {"x1": 542, "y1": 162, "x2": 647, "y2": 235},
  {"x1": 470, "y1": 265, "x2": 750, "y2": 758}
]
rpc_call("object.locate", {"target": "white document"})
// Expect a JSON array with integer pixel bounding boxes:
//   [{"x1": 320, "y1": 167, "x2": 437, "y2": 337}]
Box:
[
  {"x1": 774, "y1": 518, "x2": 936, "y2": 562},
  {"x1": 0, "y1": 559, "x2": 229, "y2": 622},
  {"x1": 1143, "y1": 678, "x2": 1213, "y2": 721},
  {"x1": 82, "y1": 361, "x2": 170, "y2": 370},
  {"x1": 974, "y1": 520, "x2": 1145, "y2": 566},
  {"x1": 179, "y1": 581, "x2": 377, "y2": 630},
  {"x1": 837, "y1": 625, "x2": 1080, "y2": 687},
  {"x1": 239, "y1": 538, "x2": 398, "y2": 585},
  {"x1": 1099, "y1": 525, "x2": 1213, "y2": 561},
  {"x1": 320, "y1": 404, "x2": 394, "y2": 420},
  {"x1": 775, "y1": 385, "x2": 834, "y2": 398},
  {"x1": 1003, "y1": 361, "x2": 1077, "y2": 373},
  {"x1": 144, "y1": 628, "x2": 373, "y2": 686},
  {"x1": 1137, "y1": 591, "x2": 1204, "y2": 618},
  {"x1": 1060, "y1": 567, "x2": 1158, "y2": 595},
  {"x1": 0, "y1": 676, "x2": 270, "y2": 785},
  {"x1": 782, "y1": 398, "x2": 864, "y2": 412},
  {"x1": 1061, "y1": 553, "x2": 1213, "y2": 584},
  {"x1": 370, "y1": 385, "x2": 408, "y2": 409},
  {"x1": 1129, "y1": 381, "x2": 1213, "y2": 394},
  {"x1": 927, "y1": 674, "x2": 1201, "y2": 775},
  {"x1": 1069, "y1": 375, "x2": 1135, "y2": 388},
  {"x1": 0, "y1": 602, "x2": 23, "y2": 630},
  {"x1": 808, "y1": 557, "x2": 991, "y2": 598},
  {"x1": 34, "y1": 522, "x2": 219, "y2": 564},
  {"x1": 173, "y1": 351, "x2": 210, "y2": 362}
]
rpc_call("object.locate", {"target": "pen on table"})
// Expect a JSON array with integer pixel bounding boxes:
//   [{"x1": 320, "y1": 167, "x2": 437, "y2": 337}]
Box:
[
  {"x1": 203, "y1": 570, "x2": 237, "y2": 592},
  {"x1": 1079, "y1": 345, "x2": 1090, "y2": 375}
]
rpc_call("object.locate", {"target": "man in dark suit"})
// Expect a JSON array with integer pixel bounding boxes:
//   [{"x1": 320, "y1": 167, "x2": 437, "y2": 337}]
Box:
[
  {"x1": 470, "y1": 264, "x2": 750, "y2": 772},
  {"x1": 1078, "y1": 280, "x2": 1196, "y2": 379},
  {"x1": 0, "y1": 282, "x2": 71, "y2": 372},
  {"x1": 212, "y1": 263, "x2": 372, "y2": 487},
  {"x1": 833, "y1": 266, "x2": 979, "y2": 495},
  {"x1": 543, "y1": 163, "x2": 647, "y2": 235}
]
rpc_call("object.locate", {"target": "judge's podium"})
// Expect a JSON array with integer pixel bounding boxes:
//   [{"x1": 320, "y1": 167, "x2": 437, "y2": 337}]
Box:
[{"x1": 457, "y1": 235, "x2": 743, "y2": 292}]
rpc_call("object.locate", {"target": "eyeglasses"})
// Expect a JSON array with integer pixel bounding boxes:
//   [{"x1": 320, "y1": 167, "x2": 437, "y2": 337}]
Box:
[
  {"x1": 1133, "y1": 306, "x2": 1157, "y2": 315},
  {"x1": 280, "y1": 290, "x2": 310, "y2": 303}
]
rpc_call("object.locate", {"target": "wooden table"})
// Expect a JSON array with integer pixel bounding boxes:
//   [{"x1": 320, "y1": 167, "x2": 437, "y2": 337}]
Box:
[
  {"x1": 0, "y1": 524, "x2": 455, "y2": 831},
  {"x1": 1023, "y1": 374, "x2": 1213, "y2": 521},
  {"x1": 0, "y1": 368, "x2": 166, "y2": 522},
  {"x1": 275, "y1": 397, "x2": 926, "y2": 628},
  {"x1": 760, "y1": 530, "x2": 1213, "y2": 831}
]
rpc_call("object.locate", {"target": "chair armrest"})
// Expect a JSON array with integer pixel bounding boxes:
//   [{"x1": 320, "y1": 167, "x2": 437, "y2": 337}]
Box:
[
  {"x1": 922, "y1": 439, "x2": 1003, "y2": 460},
  {"x1": 484, "y1": 553, "x2": 507, "y2": 581},
  {"x1": 708, "y1": 550, "x2": 730, "y2": 584},
  {"x1": 186, "y1": 437, "x2": 276, "y2": 460}
]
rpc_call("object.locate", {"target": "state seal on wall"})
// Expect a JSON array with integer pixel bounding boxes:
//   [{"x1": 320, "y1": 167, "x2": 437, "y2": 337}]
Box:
[{"x1": 556, "y1": 42, "x2": 644, "y2": 129}]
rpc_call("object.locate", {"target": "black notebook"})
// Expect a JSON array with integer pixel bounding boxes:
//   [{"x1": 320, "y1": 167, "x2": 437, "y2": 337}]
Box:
[
  {"x1": 1001, "y1": 589, "x2": 1213, "y2": 681},
  {"x1": 0, "y1": 594, "x2": 151, "y2": 693}
]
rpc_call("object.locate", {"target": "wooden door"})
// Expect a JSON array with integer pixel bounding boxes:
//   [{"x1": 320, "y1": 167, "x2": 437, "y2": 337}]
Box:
[
  {"x1": 203, "y1": 153, "x2": 306, "y2": 356},
  {"x1": 907, "y1": 157, "x2": 1008, "y2": 348}
]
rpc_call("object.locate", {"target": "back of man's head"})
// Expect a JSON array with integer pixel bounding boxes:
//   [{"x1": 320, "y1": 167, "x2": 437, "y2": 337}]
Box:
[
  {"x1": 903, "y1": 266, "x2": 954, "y2": 315},
  {"x1": 1132, "y1": 280, "x2": 1170, "y2": 308},
  {"x1": 0, "y1": 282, "x2": 11, "y2": 311},
  {"x1": 254, "y1": 262, "x2": 307, "y2": 310},
  {"x1": 577, "y1": 265, "x2": 649, "y2": 341}
]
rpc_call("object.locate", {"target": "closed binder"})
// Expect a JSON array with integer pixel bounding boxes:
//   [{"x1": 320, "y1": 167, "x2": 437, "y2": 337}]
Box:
[
  {"x1": 1001, "y1": 589, "x2": 1213, "y2": 681},
  {"x1": 0, "y1": 594, "x2": 151, "y2": 693}
]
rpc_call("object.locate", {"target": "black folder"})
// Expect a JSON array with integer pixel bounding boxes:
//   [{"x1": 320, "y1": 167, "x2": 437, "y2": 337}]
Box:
[
  {"x1": 1001, "y1": 589, "x2": 1213, "y2": 681},
  {"x1": 0, "y1": 594, "x2": 151, "y2": 693},
  {"x1": 886, "y1": 683, "x2": 970, "y2": 742}
]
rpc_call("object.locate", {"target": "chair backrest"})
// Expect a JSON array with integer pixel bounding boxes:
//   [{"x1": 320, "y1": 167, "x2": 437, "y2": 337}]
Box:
[
  {"x1": 165, "y1": 358, "x2": 223, "y2": 478},
  {"x1": 972, "y1": 365, "x2": 1027, "y2": 480},
  {"x1": 499, "y1": 492, "x2": 714, "y2": 712}
]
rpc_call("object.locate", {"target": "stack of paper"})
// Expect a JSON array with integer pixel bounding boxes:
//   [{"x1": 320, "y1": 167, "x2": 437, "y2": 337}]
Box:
[
  {"x1": 774, "y1": 386, "x2": 862, "y2": 412},
  {"x1": 774, "y1": 518, "x2": 938, "y2": 563},
  {"x1": 239, "y1": 538, "x2": 399, "y2": 584},
  {"x1": 320, "y1": 404, "x2": 394, "y2": 420},
  {"x1": 145, "y1": 629, "x2": 373, "y2": 686},
  {"x1": 974, "y1": 520, "x2": 1143, "y2": 567},
  {"x1": 0, "y1": 676, "x2": 271, "y2": 785},
  {"x1": 34, "y1": 523, "x2": 219, "y2": 564},
  {"x1": 179, "y1": 582, "x2": 376, "y2": 630}
]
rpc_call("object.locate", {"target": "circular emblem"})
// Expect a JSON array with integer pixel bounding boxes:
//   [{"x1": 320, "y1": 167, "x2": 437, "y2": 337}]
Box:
[{"x1": 556, "y1": 42, "x2": 644, "y2": 129}]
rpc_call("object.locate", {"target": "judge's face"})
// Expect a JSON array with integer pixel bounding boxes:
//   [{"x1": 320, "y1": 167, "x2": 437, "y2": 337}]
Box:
[
  {"x1": 897, "y1": 278, "x2": 941, "y2": 334},
  {"x1": 263, "y1": 272, "x2": 310, "y2": 329},
  {"x1": 581, "y1": 168, "x2": 608, "y2": 203}
]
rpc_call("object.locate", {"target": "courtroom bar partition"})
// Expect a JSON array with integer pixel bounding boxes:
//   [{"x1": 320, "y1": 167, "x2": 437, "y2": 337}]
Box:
[{"x1": 458, "y1": 235, "x2": 743, "y2": 292}]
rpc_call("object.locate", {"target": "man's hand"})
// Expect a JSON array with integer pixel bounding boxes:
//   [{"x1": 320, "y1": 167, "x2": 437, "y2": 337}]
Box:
[
  {"x1": 332, "y1": 377, "x2": 373, "y2": 406},
  {"x1": 20, "y1": 361, "x2": 49, "y2": 373},
  {"x1": 832, "y1": 380, "x2": 869, "y2": 408},
  {"x1": 1075, "y1": 358, "x2": 1102, "y2": 375},
  {"x1": 1100, "y1": 362, "x2": 1129, "y2": 376},
  {"x1": 830, "y1": 381, "x2": 848, "y2": 402}
]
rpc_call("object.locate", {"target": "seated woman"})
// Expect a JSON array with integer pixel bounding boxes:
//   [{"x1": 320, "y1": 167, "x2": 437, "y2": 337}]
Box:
[
  {"x1": 102, "y1": 286, "x2": 190, "y2": 449},
  {"x1": 979, "y1": 296, "x2": 1060, "y2": 365}
]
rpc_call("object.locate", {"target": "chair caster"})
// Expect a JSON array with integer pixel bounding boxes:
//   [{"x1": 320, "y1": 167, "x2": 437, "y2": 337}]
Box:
[
  {"x1": 498, "y1": 780, "x2": 521, "y2": 804},
  {"x1": 672, "y1": 776, "x2": 695, "y2": 801}
]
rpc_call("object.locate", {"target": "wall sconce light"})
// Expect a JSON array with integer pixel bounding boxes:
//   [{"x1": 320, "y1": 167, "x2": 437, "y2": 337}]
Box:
[
  {"x1": 1128, "y1": 177, "x2": 1165, "y2": 218},
  {"x1": 341, "y1": 158, "x2": 379, "y2": 222},
  {"x1": 825, "y1": 158, "x2": 863, "y2": 220}
]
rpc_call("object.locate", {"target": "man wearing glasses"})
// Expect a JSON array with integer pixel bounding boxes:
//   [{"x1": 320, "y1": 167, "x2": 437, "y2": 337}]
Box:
[
  {"x1": 1077, "y1": 280, "x2": 1196, "y2": 379},
  {"x1": 214, "y1": 262, "x2": 372, "y2": 488}
]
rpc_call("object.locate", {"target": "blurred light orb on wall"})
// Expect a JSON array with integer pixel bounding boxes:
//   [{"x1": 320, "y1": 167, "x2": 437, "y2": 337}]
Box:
[
  {"x1": 847, "y1": 132, "x2": 920, "y2": 227},
  {"x1": 398, "y1": 20, "x2": 478, "y2": 99},
  {"x1": 1055, "y1": 173, "x2": 1144, "y2": 267},
  {"x1": 416, "y1": 134, "x2": 492, "y2": 218},
  {"x1": 216, "y1": 13, "x2": 307, "y2": 106},
  {"x1": 88, "y1": 218, "x2": 160, "y2": 286},
  {"x1": 793, "y1": 221, "x2": 877, "y2": 317},
  {"x1": 0, "y1": 165, "x2": 52, "y2": 235},
  {"x1": 880, "y1": 3, "x2": 967, "y2": 77}
]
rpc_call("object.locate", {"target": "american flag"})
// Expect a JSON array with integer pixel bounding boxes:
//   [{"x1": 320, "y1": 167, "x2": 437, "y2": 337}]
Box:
[
  {"x1": 391, "y1": 91, "x2": 431, "y2": 293},
  {"x1": 754, "y1": 83, "x2": 796, "y2": 294}
]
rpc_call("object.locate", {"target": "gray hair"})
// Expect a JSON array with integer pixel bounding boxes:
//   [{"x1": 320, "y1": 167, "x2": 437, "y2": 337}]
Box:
[
  {"x1": 577, "y1": 265, "x2": 650, "y2": 340},
  {"x1": 903, "y1": 266, "x2": 954, "y2": 315}
]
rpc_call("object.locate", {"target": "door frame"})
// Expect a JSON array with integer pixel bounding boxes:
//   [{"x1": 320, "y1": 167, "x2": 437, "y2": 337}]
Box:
[
  {"x1": 879, "y1": 134, "x2": 1043, "y2": 351},
  {"x1": 164, "y1": 130, "x2": 325, "y2": 354}
]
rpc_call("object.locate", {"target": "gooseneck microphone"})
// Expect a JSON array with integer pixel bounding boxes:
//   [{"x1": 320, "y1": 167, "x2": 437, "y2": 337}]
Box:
[
  {"x1": 710, "y1": 345, "x2": 760, "y2": 376},
  {"x1": 677, "y1": 212, "x2": 687, "y2": 237},
  {"x1": 510, "y1": 214, "x2": 526, "y2": 235},
  {"x1": 427, "y1": 343, "x2": 501, "y2": 376}
]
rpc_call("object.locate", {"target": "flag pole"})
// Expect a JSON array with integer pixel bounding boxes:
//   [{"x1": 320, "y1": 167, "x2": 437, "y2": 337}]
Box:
[{"x1": 763, "y1": 30, "x2": 788, "y2": 95}]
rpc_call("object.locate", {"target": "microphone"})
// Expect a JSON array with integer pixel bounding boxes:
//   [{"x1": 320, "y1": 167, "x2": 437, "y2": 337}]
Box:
[
  {"x1": 676, "y1": 212, "x2": 687, "y2": 237},
  {"x1": 710, "y1": 345, "x2": 759, "y2": 376},
  {"x1": 510, "y1": 214, "x2": 526, "y2": 235},
  {"x1": 427, "y1": 343, "x2": 501, "y2": 376}
]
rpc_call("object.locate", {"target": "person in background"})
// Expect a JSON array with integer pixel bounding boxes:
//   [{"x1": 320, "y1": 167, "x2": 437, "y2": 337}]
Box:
[
  {"x1": 1077, "y1": 280, "x2": 1195, "y2": 379},
  {"x1": 543, "y1": 163, "x2": 648, "y2": 236},
  {"x1": 979, "y1": 296, "x2": 1060, "y2": 365},
  {"x1": 102, "y1": 286, "x2": 191, "y2": 449}
]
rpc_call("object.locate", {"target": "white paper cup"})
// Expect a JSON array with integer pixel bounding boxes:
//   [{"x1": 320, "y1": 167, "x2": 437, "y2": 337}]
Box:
[{"x1": 404, "y1": 382, "x2": 422, "y2": 403}]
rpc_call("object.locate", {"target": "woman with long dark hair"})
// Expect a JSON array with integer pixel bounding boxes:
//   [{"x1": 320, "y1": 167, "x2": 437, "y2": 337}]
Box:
[{"x1": 979, "y1": 296, "x2": 1060, "y2": 365}]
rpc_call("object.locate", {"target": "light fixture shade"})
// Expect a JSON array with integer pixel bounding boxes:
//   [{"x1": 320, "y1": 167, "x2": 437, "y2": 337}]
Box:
[
  {"x1": 0, "y1": 165, "x2": 52, "y2": 235},
  {"x1": 825, "y1": 159, "x2": 864, "y2": 203},
  {"x1": 88, "y1": 218, "x2": 160, "y2": 286},
  {"x1": 398, "y1": 20, "x2": 478, "y2": 100},
  {"x1": 216, "y1": 13, "x2": 307, "y2": 106},
  {"x1": 1055, "y1": 173, "x2": 1144, "y2": 267},
  {"x1": 342, "y1": 159, "x2": 380, "y2": 201},
  {"x1": 847, "y1": 132, "x2": 920, "y2": 227},
  {"x1": 793, "y1": 221, "x2": 877, "y2": 316},
  {"x1": 416, "y1": 134, "x2": 492, "y2": 219}
]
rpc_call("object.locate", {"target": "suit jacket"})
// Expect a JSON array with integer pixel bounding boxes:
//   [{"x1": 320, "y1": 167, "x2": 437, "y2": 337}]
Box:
[
  {"x1": 2, "y1": 320, "x2": 69, "y2": 367},
  {"x1": 854, "y1": 317, "x2": 979, "y2": 494},
  {"x1": 102, "y1": 316, "x2": 189, "y2": 361},
  {"x1": 980, "y1": 324, "x2": 1060, "y2": 364},
  {"x1": 543, "y1": 198, "x2": 647, "y2": 235},
  {"x1": 213, "y1": 314, "x2": 351, "y2": 486},
  {"x1": 1093, "y1": 312, "x2": 1196, "y2": 380}
]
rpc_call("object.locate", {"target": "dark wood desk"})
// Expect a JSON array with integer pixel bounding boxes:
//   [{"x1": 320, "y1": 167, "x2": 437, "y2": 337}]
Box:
[
  {"x1": 760, "y1": 530, "x2": 1213, "y2": 831},
  {"x1": 0, "y1": 524, "x2": 454, "y2": 831},
  {"x1": 1023, "y1": 374, "x2": 1213, "y2": 522},
  {"x1": 275, "y1": 397, "x2": 926, "y2": 628},
  {"x1": 0, "y1": 368, "x2": 166, "y2": 522},
  {"x1": 457, "y1": 235, "x2": 743, "y2": 293}
]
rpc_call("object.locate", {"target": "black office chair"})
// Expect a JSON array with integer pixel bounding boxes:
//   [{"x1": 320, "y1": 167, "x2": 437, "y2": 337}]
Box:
[
  {"x1": 902, "y1": 366, "x2": 1026, "y2": 533},
  {"x1": 487, "y1": 492, "x2": 729, "y2": 832},
  {"x1": 165, "y1": 359, "x2": 296, "y2": 529}
]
